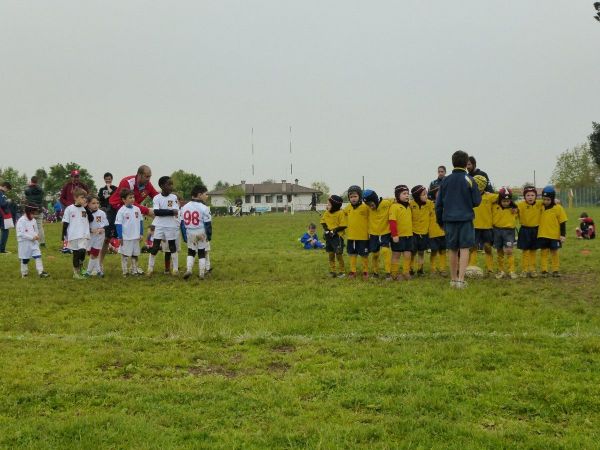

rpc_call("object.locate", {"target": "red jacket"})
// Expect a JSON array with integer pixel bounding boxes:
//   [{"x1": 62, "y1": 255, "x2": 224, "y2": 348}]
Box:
[
  {"x1": 59, "y1": 181, "x2": 89, "y2": 207},
  {"x1": 109, "y1": 175, "x2": 158, "y2": 215}
]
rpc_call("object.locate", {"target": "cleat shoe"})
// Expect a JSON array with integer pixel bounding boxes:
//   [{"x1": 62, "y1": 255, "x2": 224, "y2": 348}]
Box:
[
  {"x1": 449, "y1": 280, "x2": 458, "y2": 288},
  {"x1": 39, "y1": 272, "x2": 50, "y2": 278},
  {"x1": 495, "y1": 271, "x2": 506, "y2": 280},
  {"x1": 73, "y1": 273, "x2": 84, "y2": 280},
  {"x1": 371, "y1": 273, "x2": 380, "y2": 279},
  {"x1": 330, "y1": 272, "x2": 337, "y2": 278},
  {"x1": 163, "y1": 270, "x2": 170, "y2": 275},
  {"x1": 172, "y1": 270, "x2": 179, "y2": 276},
  {"x1": 439, "y1": 270, "x2": 448, "y2": 277},
  {"x1": 183, "y1": 271, "x2": 192, "y2": 280},
  {"x1": 485, "y1": 270, "x2": 494, "y2": 278},
  {"x1": 552, "y1": 271, "x2": 561, "y2": 278},
  {"x1": 362, "y1": 272, "x2": 369, "y2": 281},
  {"x1": 21, "y1": 273, "x2": 28, "y2": 278},
  {"x1": 348, "y1": 272, "x2": 357, "y2": 279},
  {"x1": 409, "y1": 269, "x2": 415, "y2": 276},
  {"x1": 509, "y1": 272, "x2": 518, "y2": 280},
  {"x1": 384, "y1": 273, "x2": 393, "y2": 281},
  {"x1": 122, "y1": 273, "x2": 129, "y2": 278},
  {"x1": 337, "y1": 273, "x2": 346, "y2": 279},
  {"x1": 541, "y1": 271, "x2": 549, "y2": 278},
  {"x1": 136, "y1": 267, "x2": 145, "y2": 275},
  {"x1": 529, "y1": 271, "x2": 538, "y2": 278},
  {"x1": 519, "y1": 272, "x2": 528, "y2": 278},
  {"x1": 403, "y1": 273, "x2": 412, "y2": 281},
  {"x1": 198, "y1": 273, "x2": 205, "y2": 280},
  {"x1": 416, "y1": 269, "x2": 424, "y2": 277},
  {"x1": 97, "y1": 271, "x2": 104, "y2": 278},
  {"x1": 455, "y1": 280, "x2": 468, "y2": 289}
]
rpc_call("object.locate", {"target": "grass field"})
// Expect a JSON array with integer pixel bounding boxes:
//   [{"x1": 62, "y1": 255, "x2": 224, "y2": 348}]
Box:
[{"x1": 1, "y1": 208, "x2": 600, "y2": 449}]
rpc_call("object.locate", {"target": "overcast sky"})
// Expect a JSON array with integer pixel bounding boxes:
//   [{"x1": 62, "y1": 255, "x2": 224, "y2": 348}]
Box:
[{"x1": 1, "y1": 1, "x2": 599, "y2": 197}]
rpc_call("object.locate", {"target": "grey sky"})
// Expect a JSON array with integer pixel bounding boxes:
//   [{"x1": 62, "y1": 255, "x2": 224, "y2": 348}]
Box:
[{"x1": 1, "y1": 1, "x2": 599, "y2": 197}]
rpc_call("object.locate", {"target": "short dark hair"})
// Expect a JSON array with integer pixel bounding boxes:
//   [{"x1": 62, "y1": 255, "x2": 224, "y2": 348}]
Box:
[
  {"x1": 438, "y1": 165, "x2": 446, "y2": 171},
  {"x1": 309, "y1": 223, "x2": 316, "y2": 229},
  {"x1": 468, "y1": 156, "x2": 477, "y2": 167},
  {"x1": 191, "y1": 184, "x2": 208, "y2": 198},
  {"x1": 87, "y1": 194, "x2": 99, "y2": 202},
  {"x1": 73, "y1": 188, "x2": 87, "y2": 198},
  {"x1": 31, "y1": 176, "x2": 38, "y2": 183},
  {"x1": 103, "y1": 172, "x2": 113, "y2": 179},
  {"x1": 1, "y1": 181, "x2": 12, "y2": 190},
  {"x1": 452, "y1": 151, "x2": 469, "y2": 168},
  {"x1": 158, "y1": 176, "x2": 171, "y2": 188},
  {"x1": 120, "y1": 188, "x2": 134, "y2": 200}
]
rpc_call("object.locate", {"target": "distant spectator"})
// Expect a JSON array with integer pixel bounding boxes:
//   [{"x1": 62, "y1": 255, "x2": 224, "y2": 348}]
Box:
[
  {"x1": 428, "y1": 165, "x2": 446, "y2": 199},
  {"x1": 24, "y1": 176, "x2": 46, "y2": 246},
  {"x1": 467, "y1": 156, "x2": 493, "y2": 193},
  {"x1": 0, "y1": 182, "x2": 14, "y2": 254},
  {"x1": 59, "y1": 170, "x2": 89, "y2": 207},
  {"x1": 98, "y1": 172, "x2": 117, "y2": 211}
]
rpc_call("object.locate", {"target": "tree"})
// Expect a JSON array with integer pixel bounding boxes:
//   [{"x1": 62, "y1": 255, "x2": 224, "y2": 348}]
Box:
[
  {"x1": 34, "y1": 168, "x2": 48, "y2": 190},
  {"x1": 550, "y1": 143, "x2": 600, "y2": 189},
  {"x1": 0, "y1": 167, "x2": 28, "y2": 202},
  {"x1": 224, "y1": 186, "x2": 245, "y2": 206},
  {"x1": 171, "y1": 170, "x2": 204, "y2": 200},
  {"x1": 214, "y1": 180, "x2": 230, "y2": 191},
  {"x1": 45, "y1": 162, "x2": 96, "y2": 197},
  {"x1": 310, "y1": 181, "x2": 330, "y2": 203},
  {"x1": 589, "y1": 122, "x2": 600, "y2": 168}
]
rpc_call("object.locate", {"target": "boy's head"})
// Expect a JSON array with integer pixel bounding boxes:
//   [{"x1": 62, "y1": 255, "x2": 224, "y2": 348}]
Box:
[
  {"x1": 541, "y1": 185, "x2": 555, "y2": 206},
  {"x1": 523, "y1": 185, "x2": 537, "y2": 205},
  {"x1": 87, "y1": 195, "x2": 100, "y2": 211},
  {"x1": 452, "y1": 150, "x2": 469, "y2": 169},
  {"x1": 73, "y1": 188, "x2": 87, "y2": 205},
  {"x1": 466, "y1": 156, "x2": 477, "y2": 173},
  {"x1": 191, "y1": 184, "x2": 208, "y2": 202},
  {"x1": 30, "y1": 176, "x2": 38, "y2": 184},
  {"x1": 580, "y1": 212, "x2": 589, "y2": 219},
  {"x1": 120, "y1": 188, "x2": 135, "y2": 205},
  {"x1": 411, "y1": 185, "x2": 427, "y2": 205},
  {"x1": 473, "y1": 175, "x2": 488, "y2": 194},
  {"x1": 104, "y1": 172, "x2": 113, "y2": 184},
  {"x1": 347, "y1": 185, "x2": 362, "y2": 206},
  {"x1": 308, "y1": 223, "x2": 317, "y2": 233},
  {"x1": 437, "y1": 166, "x2": 446, "y2": 179},
  {"x1": 158, "y1": 176, "x2": 173, "y2": 195},
  {"x1": 24, "y1": 203, "x2": 38, "y2": 219},
  {"x1": 497, "y1": 187, "x2": 513, "y2": 208},
  {"x1": 0, "y1": 181, "x2": 12, "y2": 192},
  {"x1": 362, "y1": 189, "x2": 379, "y2": 210},
  {"x1": 394, "y1": 184, "x2": 409, "y2": 204},
  {"x1": 327, "y1": 195, "x2": 343, "y2": 213}
]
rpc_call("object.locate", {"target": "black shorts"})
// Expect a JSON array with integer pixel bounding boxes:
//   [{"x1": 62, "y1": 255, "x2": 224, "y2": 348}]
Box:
[
  {"x1": 412, "y1": 234, "x2": 430, "y2": 252},
  {"x1": 106, "y1": 206, "x2": 118, "y2": 239},
  {"x1": 391, "y1": 236, "x2": 414, "y2": 253},
  {"x1": 444, "y1": 221, "x2": 475, "y2": 250},
  {"x1": 347, "y1": 239, "x2": 369, "y2": 256},
  {"x1": 517, "y1": 226, "x2": 538, "y2": 250},
  {"x1": 368, "y1": 234, "x2": 391, "y2": 253},
  {"x1": 429, "y1": 236, "x2": 446, "y2": 252},
  {"x1": 475, "y1": 228, "x2": 494, "y2": 247},
  {"x1": 537, "y1": 238, "x2": 561, "y2": 250},
  {"x1": 325, "y1": 235, "x2": 344, "y2": 254},
  {"x1": 493, "y1": 227, "x2": 516, "y2": 250}
]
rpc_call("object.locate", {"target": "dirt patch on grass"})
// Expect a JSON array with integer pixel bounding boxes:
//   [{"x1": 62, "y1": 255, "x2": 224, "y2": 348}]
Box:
[
  {"x1": 267, "y1": 361, "x2": 290, "y2": 373},
  {"x1": 272, "y1": 344, "x2": 296, "y2": 353},
  {"x1": 188, "y1": 365, "x2": 237, "y2": 378}
]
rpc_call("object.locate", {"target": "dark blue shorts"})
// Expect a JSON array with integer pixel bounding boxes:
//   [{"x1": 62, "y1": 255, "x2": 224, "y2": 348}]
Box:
[
  {"x1": 412, "y1": 234, "x2": 430, "y2": 252},
  {"x1": 537, "y1": 238, "x2": 561, "y2": 250},
  {"x1": 444, "y1": 221, "x2": 475, "y2": 250},
  {"x1": 390, "y1": 236, "x2": 414, "y2": 253},
  {"x1": 517, "y1": 226, "x2": 538, "y2": 250},
  {"x1": 325, "y1": 235, "x2": 344, "y2": 254},
  {"x1": 347, "y1": 239, "x2": 369, "y2": 256},
  {"x1": 493, "y1": 227, "x2": 516, "y2": 250},
  {"x1": 429, "y1": 236, "x2": 446, "y2": 252},
  {"x1": 368, "y1": 234, "x2": 391, "y2": 253},
  {"x1": 475, "y1": 228, "x2": 494, "y2": 247}
]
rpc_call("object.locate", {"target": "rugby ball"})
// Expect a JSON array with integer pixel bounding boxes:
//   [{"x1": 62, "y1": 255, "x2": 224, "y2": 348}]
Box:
[{"x1": 465, "y1": 265, "x2": 484, "y2": 279}]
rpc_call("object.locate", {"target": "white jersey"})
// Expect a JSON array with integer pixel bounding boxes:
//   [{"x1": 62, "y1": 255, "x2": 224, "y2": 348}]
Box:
[
  {"x1": 89, "y1": 209, "x2": 108, "y2": 249},
  {"x1": 115, "y1": 205, "x2": 143, "y2": 240},
  {"x1": 152, "y1": 193, "x2": 179, "y2": 228},
  {"x1": 16, "y1": 215, "x2": 41, "y2": 259},
  {"x1": 180, "y1": 200, "x2": 211, "y2": 232},
  {"x1": 63, "y1": 204, "x2": 91, "y2": 241}
]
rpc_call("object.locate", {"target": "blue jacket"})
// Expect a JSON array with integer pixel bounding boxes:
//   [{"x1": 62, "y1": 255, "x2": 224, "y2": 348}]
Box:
[
  {"x1": 0, "y1": 191, "x2": 10, "y2": 229},
  {"x1": 300, "y1": 232, "x2": 324, "y2": 249},
  {"x1": 435, "y1": 168, "x2": 481, "y2": 225}
]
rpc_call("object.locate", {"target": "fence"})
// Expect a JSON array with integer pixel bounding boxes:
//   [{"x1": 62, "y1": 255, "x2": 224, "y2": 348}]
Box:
[{"x1": 556, "y1": 187, "x2": 600, "y2": 208}]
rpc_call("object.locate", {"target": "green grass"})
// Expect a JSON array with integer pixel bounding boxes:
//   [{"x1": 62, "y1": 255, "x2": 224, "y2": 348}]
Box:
[{"x1": 1, "y1": 208, "x2": 600, "y2": 449}]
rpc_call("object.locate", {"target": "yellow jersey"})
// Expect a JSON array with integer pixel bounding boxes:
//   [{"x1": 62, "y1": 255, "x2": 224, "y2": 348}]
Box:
[
  {"x1": 492, "y1": 204, "x2": 517, "y2": 228},
  {"x1": 429, "y1": 210, "x2": 445, "y2": 238},
  {"x1": 410, "y1": 199, "x2": 434, "y2": 235},
  {"x1": 343, "y1": 203, "x2": 370, "y2": 241},
  {"x1": 388, "y1": 202, "x2": 412, "y2": 237},
  {"x1": 538, "y1": 204, "x2": 567, "y2": 240},
  {"x1": 367, "y1": 198, "x2": 393, "y2": 236},
  {"x1": 320, "y1": 210, "x2": 347, "y2": 237},
  {"x1": 473, "y1": 192, "x2": 499, "y2": 229},
  {"x1": 517, "y1": 200, "x2": 543, "y2": 227}
]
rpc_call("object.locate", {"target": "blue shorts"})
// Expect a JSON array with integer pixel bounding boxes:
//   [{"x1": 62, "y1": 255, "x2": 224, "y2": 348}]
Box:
[
  {"x1": 390, "y1": 236, "x2": 414, "y2": 253},
  {"x1": 444, "y1": 221, "x2": 475, "y2": 250},
  {"x1": 517, "y1": 226, "x2": 538, "y2": 250},
  {"x1": 475, "y1": 228, "x2": 494, "y2": 247},
  {"x1": 412, "y1": 234, "x2": 430, "y2": 252},
  {"x1": 429, "y1": 236, "x2": 446, "y2": 252},
  {"x1": 325, "y1": 235, "x2": 344, "y2": 254},
  {"x1": 347, "y1": 239, "x2": 369, "y2": 256},
  {"x1": 493, "y1": 227, "x2": 516, "y2": 250},
  {"x1": 368, "y1": 234, "x2": 391, "y2": 253},
  {"x1": 537, "y1": 238, "x2": 561, "y2": 250}
]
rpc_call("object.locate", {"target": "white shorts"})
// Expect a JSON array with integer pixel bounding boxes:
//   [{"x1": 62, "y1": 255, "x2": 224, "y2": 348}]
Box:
[
  {"x1": 153, "y1": 227, "x2": 179, "y2": 241},
  {"x1": 18, "y1": 240, "x2": 41, "y2": 260},
  {"x1": 186, "y1": 230, "x2": 208, "y2": 251},
  {"x1": 88, "y1": 233, "x2": 106, "y2": 250},
  {"x1": 119, "y1": 239, "x2": 141, "y2": 256},
  {"x1": 68, "y1": 238, "x2": 89, "y2": 251}
]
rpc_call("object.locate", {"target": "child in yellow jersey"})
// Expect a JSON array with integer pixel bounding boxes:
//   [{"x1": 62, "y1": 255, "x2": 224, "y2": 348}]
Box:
[
  {"x1": 343, "y1": 185, "x2": 370, "y2": 280},
  {"x1": 537, "y1": 185, "x2": 567, "y2": 277},
  {"x1": 363, "y1": 189, "x2": 393, "y2": 280},
  {"x1": 491, "y1": 187, "x2": 518, "y2": 279},
  {"x1": 428, "y1": 186, "x2": 447, "y2": 276},
  {"x1": 389, "y1": 185, "x2": 414, "y2": 281},
  {"x1": 320, "y1": 195, "x2": 347, "y2": 278},
  {"x1": 410, "y1": 185, "x2": 434, "y2": 275},
  {"x1": 470, "y1": 174, "x2": 498, "y2": 275},
  {"x1": 516, "y1": 185, "x2": 543, "y2": 277}
]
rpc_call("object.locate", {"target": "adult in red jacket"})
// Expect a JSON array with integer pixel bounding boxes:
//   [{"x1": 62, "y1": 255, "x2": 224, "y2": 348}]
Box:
[
  {"x1": 59, "y1": 170, "x2": 89, "y2": 207},
  {"x1": 100, "y1": 165, "x2": 158, "y2": 271}
]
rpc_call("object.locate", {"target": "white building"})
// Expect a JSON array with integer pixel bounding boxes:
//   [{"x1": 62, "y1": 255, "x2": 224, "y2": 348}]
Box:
[{"x1": 208, "y1": 179, "x2": 322, "y2": 213}]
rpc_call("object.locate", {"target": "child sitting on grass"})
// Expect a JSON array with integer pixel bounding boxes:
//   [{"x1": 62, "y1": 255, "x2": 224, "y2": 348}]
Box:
[
  {"x1": 576, "y1": 212, "x2": 595, "y2": 239},
  {"x1": 300, "y1": 223, "x2": 325, "y2": 249}
]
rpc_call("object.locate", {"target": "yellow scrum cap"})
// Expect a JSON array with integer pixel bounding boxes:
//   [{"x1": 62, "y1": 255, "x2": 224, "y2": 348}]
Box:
[{"x1": 473, "y1": 175, "x2": 488, "y2": 193}]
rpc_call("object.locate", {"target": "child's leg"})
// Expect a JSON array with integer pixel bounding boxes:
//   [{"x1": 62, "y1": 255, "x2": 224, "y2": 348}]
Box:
[
  {"x1": 360, "y1": 255, "x2": 369, "y2": 275},
  {"x1": 147, "y1": 238, "x2": 162, "y2": 273},
  {"x1": 328, "y1": 252, "x2": 336, "y2": 273},
  {"x1": 439, "y1": 250, "x2": 447, "y2": 273},
  {"x1": 164, "y1": 252, "x2": 172, "y2": 272},
  {"x1": 167, "y1": 240, "x2": 178, "y2": 273},
  {"x1": 349, "y1": 255, "x2": 357, "y2": 274},
  {"x1": 521, "y1": 250, "x2": 529, "y2": 273},
  {"x1": 371, "y1": 251, "x2": 380, "y2": 275},
  {"x1": 430, "y1": 250, "x2": 438, "y2": 273},
  {"x1": 449, "y1": 250, "x2": 459, "y2": 281},
  {"x1": 468, "y1": 247, "x2": 478, "y2": 266},
  {"x1": 496, "y1": 249, "x2": 505, "y2": 273},
  {"x1": 551, "y1": 249, "x2": 560, "y2": 273},
  {"x1": 131, "y1": 256, "x2": 139, "y2": 273},
  {"x1": 34, "y1": 255, "x2": 44, "y2": 274},
  {"x1": 335, "y1": 252, "x2": 345, "y2": 273},
  {"x1": 187, "y1": 249, "x2": 196, "y2": 273},
  {"x1": 121, "y1": 255, "x2": 129, "y2": 274},
  {"x1": 528, "y1": 250, "x2": 537, "y2": 273},
  {"x1": 417, "y1": 251, "x2": 424, "y2": 272},
  {"x1": 380, "y1": 246, "x2": 391, "y2": 275},
  {"x1": 205, "y1": 250, "x2": 211, "y2": 271},
  {"x1": 390, "y1": 252, "x2": 400, "y2": 278},
  {"x1": 540, "y1": 248, "x2": 549, "y2": 273},
  {"x1": 483, "y1": 243, "x2": 494, "y2": 273},
  {"x1": 505, "y1": 247, "x2": 515, "y2": 274},
  {"x1": 402, "y1": 251, "x2": 412, "y2": 277},
  {"x1": 457, "y1": 248, "x2": 470, "y2": 282},
  {"x1": 20, "y1": 259, "x2": 29, "y2": 277},
  {"x1": 198, "y1": 249, "x2": 207, "y2": 277}
]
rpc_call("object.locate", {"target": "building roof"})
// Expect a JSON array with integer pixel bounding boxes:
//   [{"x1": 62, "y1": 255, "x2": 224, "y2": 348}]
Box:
[{"x1": 208, "y1": 182, "x2": 321, "y2": 196}]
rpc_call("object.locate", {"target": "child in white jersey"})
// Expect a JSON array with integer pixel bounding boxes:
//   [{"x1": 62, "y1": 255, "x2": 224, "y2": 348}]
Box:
[
  {"x1": 115, "y1": 188, "x2": 144, "y2": 277},
  {"x1": 62, "y1": 188, "x2": 91, "y2": 279},
  {"x1": 147, "y1": 176, "x2": 180, "y2": 275},
  {"x1": 86, "y1": 195, "x2": 108, "y2": 277},
  {"x1": 17, "y1": 204, "x2": 49, "y2": 278},
  {"x1": 180, "y1": 184, "x2": 212, "y2": 279}
]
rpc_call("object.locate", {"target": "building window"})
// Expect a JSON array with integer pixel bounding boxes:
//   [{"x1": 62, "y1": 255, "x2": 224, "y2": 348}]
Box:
[
  {"x1": 254, "y1": 195, "x2": 261, "y2": 203},
  {"x1": 276, "y1": 195, "x2": 283, "y2": 203},
  {"x1": 245, "y1": 195, "x2": 251, "y2": 204},
  {"x1": 265, "y1": 195, "x2": 272, "y2": 203},
  {"x1": 287, "y1": 195, "x2": 292, "y2": 202}
]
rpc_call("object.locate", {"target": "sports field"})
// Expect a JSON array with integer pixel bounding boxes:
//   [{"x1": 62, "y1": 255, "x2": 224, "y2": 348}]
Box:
[{"x1": 1, "y1": 208, "x2": 599, "y2": 448}]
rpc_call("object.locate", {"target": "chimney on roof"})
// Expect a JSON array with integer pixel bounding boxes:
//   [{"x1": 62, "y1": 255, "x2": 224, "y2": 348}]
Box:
[
  {"x1": 241, "y1": 180, "x2": 246, "y2": 191},
  {"x1": 281, "y1": 180, "x2": 286, "y2": 193},
  {"x1": 294, "y1": 178, "x2": 298, "y2": 185}
]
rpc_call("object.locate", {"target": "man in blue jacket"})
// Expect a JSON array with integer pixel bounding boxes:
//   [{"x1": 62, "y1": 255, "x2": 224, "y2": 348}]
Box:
[
  {"x1": 436, "y1": 150, "x2": 481, "y2": 288},
  {"x1": 0, "y1": 182, "x2": 13, "y2": 254}
]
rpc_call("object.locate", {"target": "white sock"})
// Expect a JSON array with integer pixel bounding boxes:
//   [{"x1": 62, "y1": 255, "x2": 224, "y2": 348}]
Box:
[
  {"x1": 35, "y1": 258, "x2": 44, "y2": 274},
  {"x1": 187, "y1": 255, "x2": 194, "y2": 272},
  {"x1": 199, "y1": 258, "x2": 206, "y2": 277},
  {"x1": 21, "y1": 262, "x2": 28, "y2": 276},
  {"x1": 131, "y1": 257, "x2": 138, "y2": 273},
  {"x1": 121, "y1": 256, "x2": 128, "y2": 274},
  {"x1": 148, "y1": 254, "x2": 155, "y2": 271},
  {"x1": 205, "y1": 252, "x2": 211, "y2": 270},
  {"x1": 171, "y1": 252, "x2": 178, "y2": 272},
  {"x1": 86, "y1": 258, "x2": 97, "y2": 274}
]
